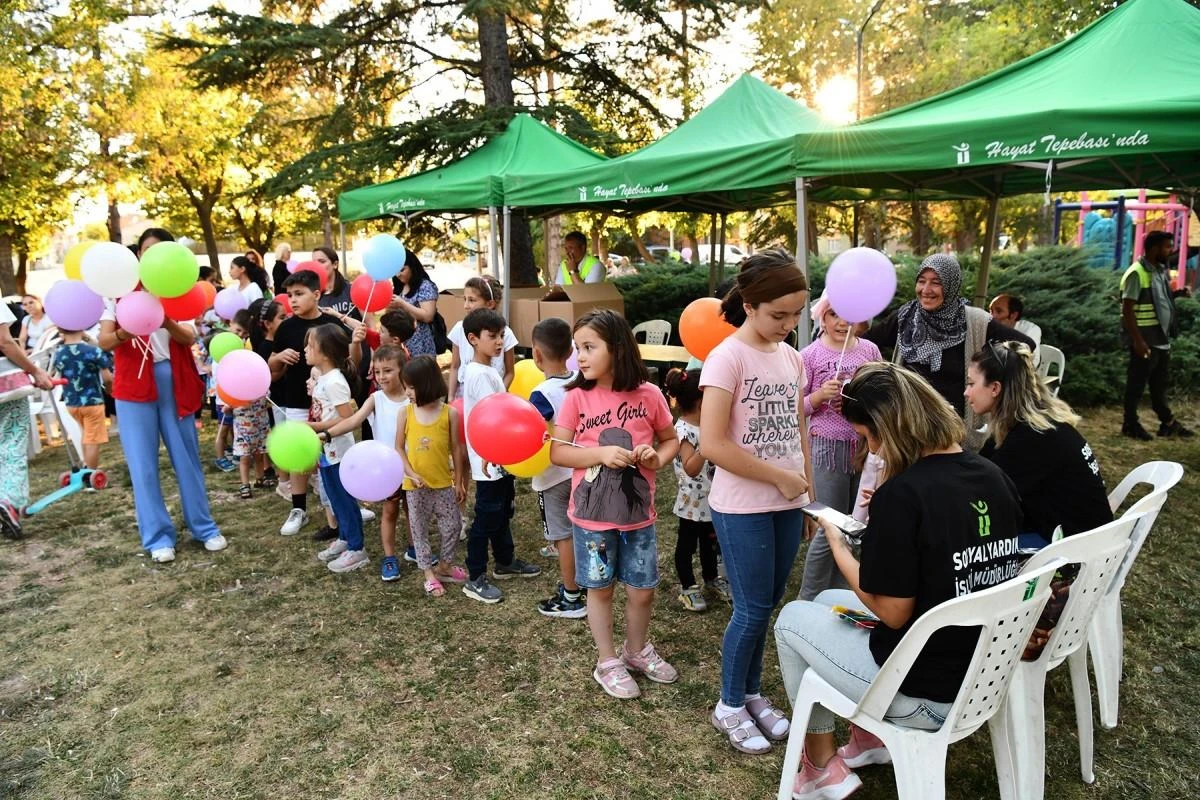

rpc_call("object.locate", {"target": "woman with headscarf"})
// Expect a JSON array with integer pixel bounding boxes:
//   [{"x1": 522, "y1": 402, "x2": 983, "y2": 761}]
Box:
[{"x1": 863, "y1": 253, "x2": 1033, "y2": 449}]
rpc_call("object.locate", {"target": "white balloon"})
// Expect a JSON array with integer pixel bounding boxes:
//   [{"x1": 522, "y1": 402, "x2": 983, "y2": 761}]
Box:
[{"x1": 81, "y1": 241, "x2": 140, "y2": 299}]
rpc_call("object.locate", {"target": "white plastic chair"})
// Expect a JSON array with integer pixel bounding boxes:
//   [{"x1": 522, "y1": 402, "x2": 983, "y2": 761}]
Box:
[
  {"x1": 775, "y1": 562, "x2": 1062, "y2": 800},
  {"x1": 631, "y1": 319, "x2": 671, "y2": 346},
  {"x1": 1089, "y1": 461, "x2": 1184, "y2": 729},
  {"x1": 1037, "y1": 344, "x2": 1065, "y2": 396},
  {"x1": 999, "y1": 513, "x2": 1143, "y2": 800}
]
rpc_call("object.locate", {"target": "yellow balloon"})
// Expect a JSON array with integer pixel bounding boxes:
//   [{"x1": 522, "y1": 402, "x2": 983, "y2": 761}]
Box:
[
  {"x1": 509, "y1": 358, "x2": 546, "y2": 400},
  {"x1": 64, "y1": 241, "x2": 98, "y2": 281},
  {"x1": 506, "y1": 441, "x2": 551, "y2": 479}
]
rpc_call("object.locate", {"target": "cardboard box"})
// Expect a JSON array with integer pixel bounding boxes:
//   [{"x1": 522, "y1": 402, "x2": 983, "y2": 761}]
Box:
[
  {"x1": 437, "y1": 289, "x2": 466, "y2": 332},
  {"x1": 507, "y1": 287, "x2": 548, "y2": 346},
  {"x1": 538, "y1": 283, "x2": 625, "y2": 331}
]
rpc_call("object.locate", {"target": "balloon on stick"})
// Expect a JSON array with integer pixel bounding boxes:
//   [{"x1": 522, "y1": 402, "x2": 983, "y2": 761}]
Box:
[
  {"x1": 115, "y1": 291, "x2": 164, "y2": 336},
  {"x1": 138, "y1": 242, "x2": 199, "y2": 299},
  {"x1": 43, "y1": 281, "x2": 105, "y2": 331},
  {"x1": 508, "y1": 359, "x2": 545, "y2": 400},
  {"x1": 216, "y1": 385, "x2": 250, "y2": 409},
  {"x1": 466, "y1": 393, "x2": 547, "y2": 465},
  {"x1": 505, "y1": 440, "x2": 551, "y2": 478},
  {"x1": 824, "y1": 247, "x2": 897, "y2": 323},
  {"x1": 362, "y1": 234, "x2": 407, "y2": 281},
  {"x1": 215, "y1": 349, "x2": 270, "y2": 402},
  {"x1": 339, "y1": 441, "x2": 406, "y2": 501},
  {"x1": 293, "y1": 261, "x2": 328, "y2": 291},
  {"x1": 350, "y1": 274, "x2": 394, "y2": 313},
  {"x1": 214, "y1": 286, "x2": 248, "y2": 320},
  {"x1": 209, "y1": 331, "x2": 245, "y2": 363},
  {"x1": 80, "y1": 242, "x2": 139, "y2": 298},
  {"x1": 160, "y1": 282, "x2": 209, "y2": 321},
  {"x1": 679, "y1": 297, "x2": 737, "y2": 361},
  {"x1": 267, "y1": 421, "x2": 321, "y2": 473},
  {"x1": 63, "y1": 242, "x2": 97, "y2": 281}
]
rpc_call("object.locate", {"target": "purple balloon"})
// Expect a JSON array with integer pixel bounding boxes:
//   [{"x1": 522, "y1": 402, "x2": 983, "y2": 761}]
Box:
[
  {"x1": 115, "y1": 291, "x2": 165, "y2": 336},
  {"x1": 214, "y1": 286, "x2": 248, "y2": 320},
  {"x1": 214, "y1": 349, "x2": 271, "y2": 402},
  {"x1": 339, "y1": 441, "x2": 405, "y2": 502},
  {"x1": 44, "y1": 280, "x2": 104, "y2": 331},
  {"x1": 566, "y1": 347, "x2": 579, "y2": 372},
  {"x1": 825, "y1": 247, "x2": 897, "y2": 323}
]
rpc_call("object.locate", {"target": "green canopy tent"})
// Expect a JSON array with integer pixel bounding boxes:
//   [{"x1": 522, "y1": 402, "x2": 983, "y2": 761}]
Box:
[{"x1": 792, "y1": 0, "x2": 1200, "y2": 300}]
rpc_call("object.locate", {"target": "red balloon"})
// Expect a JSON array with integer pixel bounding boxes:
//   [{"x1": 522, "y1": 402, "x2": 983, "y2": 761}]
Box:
[
  {"x1": 293, "y1": 261, "x2": 328, "y2": 292},
  {"x1": 466, "y1": 393, "x2": 545, "y2": 465},
  {"x1": 679, "y1": 297, "x2": 737, "y2": 361},
  {"x1": 274, "y1": 293, "x2": 293, "y2": 316},
  {"x1": 160, "y1": 282, "x2": 209, "y2": 321},
  {"x1": 451, "y1": 397, "x2": 466, "y2": 444},
  {"x1": 350, "y1": 274, "x2": 394, "y2": 313},
  {"x1": 217, "y1": 385, "x2": 250, "y2": 409}
]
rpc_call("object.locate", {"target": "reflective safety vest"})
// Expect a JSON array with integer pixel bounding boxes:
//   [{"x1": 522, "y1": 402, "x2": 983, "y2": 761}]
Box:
[
  {"x1": 1120, "y1": 260, "x2": 1160, "y2": 330},
  {"x1": 560, "y1": 254, "x2": 602, "y2": 285}
]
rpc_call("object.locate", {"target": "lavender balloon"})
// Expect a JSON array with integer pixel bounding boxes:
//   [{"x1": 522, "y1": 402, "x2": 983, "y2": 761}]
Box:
[
  {"x1": 214, "y1": 286, "x2": 248, "y2": 320},
  {"x1": 339, "y1": 440, "x2": 405, "y2": 502},
  {"x1": 115, "y1": 291, "x2": 165, "y2": 336},
  {"x1": 825, "y1": 247, "x2": 897, "y2": 323},
  {"x1": 44, "y1": 280, "x2": 105, "y2": 331}
]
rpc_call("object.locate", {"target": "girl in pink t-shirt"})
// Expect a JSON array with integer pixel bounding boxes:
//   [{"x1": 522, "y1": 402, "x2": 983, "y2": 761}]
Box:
[
  {"x1": 550, "y1": 309, "x2": 679, "y2": 701},
  {"x1": 699, "y1": 248, "x2": 815, "y2": 755}
]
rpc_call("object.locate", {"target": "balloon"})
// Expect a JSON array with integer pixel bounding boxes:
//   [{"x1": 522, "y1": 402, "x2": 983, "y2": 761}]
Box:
[
  {"x1": 566, "y1": 349, "x2": 579, "y2": 372},
  {"x1": 267, "y1": 421, "x2": 321, "y2": 473},
  {"x1": 64, "y1": 242, "x2": 97, "y2": 281},
  {"x1": 215, "y1": 349, "x2": 270, "y2": 402},
  {"x1": 138, "y1": 242, "x2": 199, "y2": 299},
  {"x1": 286, "y1": 258, "x2": 299, "y2": 273},
  {"x1": 362, "y1": 234, "x2": 407, "y2": 281},
  {"x1": 43, "y1": 281, "x2": 104, "y2": 331},
  {"x1": 114, "y1": 291, "x2": 164, "y2": 336},
  {"x1": 505, "y1": 441, "x2": 551, "y2": 478},
  {"x1": 160, "y1": 282, "x2": 208, "y2": 321},
  {"x1": 350, "y1": 274, "x2": 394, "y2": 313},
  {"x1": 509, "y1": 359, "x2": 545, "y2": 400},
  {"x1": 209, "y1": 331, "x2": 244, "y2": 364},
  {"x1": 451, "y1": 397, "x2": 466, "y2": 444},
  {"x1": 214, "y1": 286, "x2": 248, "y2": 320},
  {"x1": 681, "y1": 246, "x2": 693, "y2": 262},
  {"x1": 80, "y1": 242, "x2": 139, "y2": 298},
  {"x1": 825, "y1": 247, "x2": 897, "y2": 323},
  {"x1": 274, "y1": 293, "x2": 293, "y2": 316},
  {"x1": 293, "y1": 261, "x2": 328, "y2": 291},
  {"x1": 466, "y1": 393, "x2": 546, "y2": 466},
  {"x1": 217, "y1": 385, "x2": 250, "y2": 409},
  {"x1": 339, "y1": 440, "x2": 405, "y2": 502},
  {"x1": 198, "y1": 280, "x2": 217, "y2": 310},
  {"x1": 679, "y1": 297, "x2": 737, "y2": 361}
]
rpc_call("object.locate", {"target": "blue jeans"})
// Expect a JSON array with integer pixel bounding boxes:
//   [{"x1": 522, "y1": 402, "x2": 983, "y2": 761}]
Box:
[
  {"x1": 466, "y1": 475, "x2": 516, "y2": 580},
  {"x1": 774, "y1": 589, "x2": 951, "y2": 734},
  {"x1": 318, "y1": 462, "x2": 363, "y2": 551},
  {"x1": 712, "y1": 507, "x2": 804, "y2": 707},
  {"x1": 116, "y1": 360, "x2": 220, "y2": 552}
]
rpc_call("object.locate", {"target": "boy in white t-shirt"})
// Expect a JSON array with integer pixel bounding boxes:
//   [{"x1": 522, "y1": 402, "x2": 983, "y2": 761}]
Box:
[
  {"x1": 527, "y1": 318, "x2": 586, "y2": 619},
  {"x1": 460, "y1": 308, "x2": 541, "y2": 604}
]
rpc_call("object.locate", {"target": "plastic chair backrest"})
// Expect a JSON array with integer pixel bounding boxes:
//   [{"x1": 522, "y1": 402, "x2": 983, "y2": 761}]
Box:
[
  {"x1": 1020, "y1": 514, "x2": 1141, "y2": 665},
  {"x1": 1105, "y1": 461, "x2": 1183, "y2": 594},
  {"x1": 855, "y1": 561, "x2": 1061, "y2": 737},
  {"x1": 1037, "y1": 344, "x2": 1065, "y2": 379},
  {"x1": 631, "y1": 319, "x2": 671, "y2": 346}
]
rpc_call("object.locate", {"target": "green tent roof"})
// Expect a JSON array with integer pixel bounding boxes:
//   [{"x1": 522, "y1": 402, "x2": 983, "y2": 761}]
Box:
[
  {"x1": 797, "y1": 0, "x2": 1200, "y2": 196},
  {"x1": 336, "y1": 114, "x2": 607, "y2": 221},
  {"x1": 504, "y1": 74, "x2": 840, "y2": 213}
]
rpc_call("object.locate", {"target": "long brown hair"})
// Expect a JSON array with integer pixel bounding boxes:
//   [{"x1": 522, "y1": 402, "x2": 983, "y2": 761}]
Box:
[
  {"x1": 720, "y1": 248, "x2": 808, "y2": 327},
  {"x1": 565, "y1": 309, "x2": 649, "y2": 392}
]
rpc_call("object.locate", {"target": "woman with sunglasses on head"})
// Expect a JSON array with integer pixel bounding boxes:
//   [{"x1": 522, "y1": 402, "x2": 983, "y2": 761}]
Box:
[
  {"x1": 774, "y1": 362, "x2": 1024, "y2": 800},
  {"x1": 862, "y1": 254, "x2": 1034, "y2": 449}
]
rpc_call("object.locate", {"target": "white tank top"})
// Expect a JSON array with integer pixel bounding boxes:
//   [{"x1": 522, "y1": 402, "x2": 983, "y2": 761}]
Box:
[{"x1": 369, "y1": 390, "x2": 409, "y2": 450}]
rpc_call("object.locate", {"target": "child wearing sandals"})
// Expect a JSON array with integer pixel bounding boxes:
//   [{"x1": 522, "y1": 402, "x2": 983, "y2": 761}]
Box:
[
  {"x1": 398, "y1": 355, "x2": 469, "y2": 595},
  {"x1": 549, "y1": 309, "x2": 680, "y2": 699}
]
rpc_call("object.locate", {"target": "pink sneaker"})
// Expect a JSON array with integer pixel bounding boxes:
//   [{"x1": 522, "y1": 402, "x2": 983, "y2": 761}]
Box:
[
  {"x1": 621, "y1": 641, "x2": 678, "y2": 684},
  {"x1": 593, "y1": 657, "x2": 640, "y2": 699},
  {"x1": 837, "y1": 724, "x2": 891, "y2": 768},
  {"x1": 792, "y1": 754, "x2": 862, "y2": 800}
]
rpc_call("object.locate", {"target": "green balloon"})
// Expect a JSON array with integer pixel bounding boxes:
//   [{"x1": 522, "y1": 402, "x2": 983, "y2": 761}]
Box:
[
  {"x1": 267, "y1": 422, "x2": 322, "y2": 473},
  {"x1": 209, "y1": 331, "x2": 244, "y2": 364},
  {"x1": 139, "y1": 242, "x2": 199, "y2": 299}
]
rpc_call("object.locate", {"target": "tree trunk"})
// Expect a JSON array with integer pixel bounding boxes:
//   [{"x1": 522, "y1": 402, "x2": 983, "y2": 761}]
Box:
[
  {"x1": 107, "y1": 195, "x2": 122, "y2": 243},
  {"x1": 0, "y1": 234, "x2": 13, "y2": 296},
  {"x1": 178, "y1": 174, "x2": 222, "y2": 268},
  {"x1": 910, "y1": 199, "x2": 927, "y2": 255},
  {"x1": 320, "y1": 198, "x2": 335, "y2": 249},
  {"x1": 628, "y1": 217, "x2": 654, "y2": 263},
  {"x1": 16, "y1": 250, "x2": 28, "y2": 295},
  {"x1": 544, "y1": 215, "x2": 561, "y2": 286}
]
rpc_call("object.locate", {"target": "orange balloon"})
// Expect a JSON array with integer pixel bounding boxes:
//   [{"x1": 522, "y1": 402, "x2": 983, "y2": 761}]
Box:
[
  {"x1": 679, "y1": 297, "x2": 737, "y2": 361},
  {"x1": 197, "y1": 280, "x2": 217, "y2": 310},
  {"x1": 217, "y1": 386, "x2": 250, "y2": 409}
]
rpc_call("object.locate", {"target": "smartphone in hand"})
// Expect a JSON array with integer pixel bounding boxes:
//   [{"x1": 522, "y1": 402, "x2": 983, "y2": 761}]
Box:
[{"x1": 801, "y1": 501, "x2": 867, "y2": 544}]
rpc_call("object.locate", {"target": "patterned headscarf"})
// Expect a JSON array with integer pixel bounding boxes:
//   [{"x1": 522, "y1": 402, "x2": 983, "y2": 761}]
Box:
[{"x1": 895, "y1": 254, "x2": 968, "y2": 371}]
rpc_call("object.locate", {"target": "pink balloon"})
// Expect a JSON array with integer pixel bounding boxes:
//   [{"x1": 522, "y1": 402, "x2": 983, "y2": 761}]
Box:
[
  {"x1": 825, "y1": 247, "x2": 897, "y2": 324},
  {"x1": 214, "y1": 286, "x2": 248, "y2": 320},
  {"x1": 339, "y1": 441, "x2": 405, "y2": 502},
  {"x1": 44, "y1": 280, "x2": 104, "y2": 331},
  {"x1": 115, "y1": 291, "x2": 165, "y2": 336},
  {"x1": 215, "y1": 349, "x2": 271, "y2": 402}
]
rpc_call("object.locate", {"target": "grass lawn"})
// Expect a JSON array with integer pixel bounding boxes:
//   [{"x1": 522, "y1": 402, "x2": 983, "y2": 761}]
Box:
[{"x1": 2, "y1": 401, "x2": 1198, "y2": 799}]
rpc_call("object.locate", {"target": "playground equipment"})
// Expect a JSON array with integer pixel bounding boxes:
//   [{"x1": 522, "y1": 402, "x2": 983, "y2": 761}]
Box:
[{"x1": 1053, "y1": 190, "x2": 1193, "y2": 289}]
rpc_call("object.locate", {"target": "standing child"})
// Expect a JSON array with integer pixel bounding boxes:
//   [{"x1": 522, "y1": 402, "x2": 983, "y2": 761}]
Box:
[
  {"x1": 308, "y1": 324, "x2": 368, "y2": 573},
  {"x1": 550, "y1": 309, "x2": 680, "y2": 699},
  {"x1": 50, "y1": 328, "x2": 113, "y2": 470},
  {"x1": 662, "y1": 367, "x2": 721, "y2": 612},
  {"x1": 397, "y1": 355, "x2": 469, "y2": 596},
  {"x1": 227, "y1": 309, "x2": 272, "y2": 498},
  {"x1": 460, "y1": 308, "x2": 542, "y2": 603},
  {"x1": 528, "y1": 318, "x2": 587, "y2": 620},
  {"x1": 447, "y1": 275, "x2": 517, "y2": 399},
  {"x1": 797, "y1": 293, "x2": 881, "y2": 600},
  {"x1": 249, "y1": 298, "x2": 287, "y2": 493}
]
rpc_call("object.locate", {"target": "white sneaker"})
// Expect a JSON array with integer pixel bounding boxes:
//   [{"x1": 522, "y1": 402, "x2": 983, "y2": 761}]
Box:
[
  {"x1": 328, "y1": 549, "x2": 369, "y2": 573},
  {"x1": 317, "y1": 539, "x2": 349, "y2": 562},
  {"x1": 150, "y1": 547, "x2": 175, "y2": 563},
  {"x1": 203, "y1": 535, "x2": 228, "y2": 552},
  {"x1": 360, "y1": 507, "x2": 376, "y2": 523},
  {"x1": 275, "y1": 480, "x2": 292, "y2": 501},
  {"x1": 280, "y1": 508, "x2": 309, "y2": 536}
]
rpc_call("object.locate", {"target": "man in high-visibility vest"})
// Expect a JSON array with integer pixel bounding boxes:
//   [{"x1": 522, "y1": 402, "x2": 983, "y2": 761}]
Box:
[
  {"x1": 554, "y1": 231, "x2": 605, "y2": 285},
  {"x1": 1120, "y1": 230, "x2": 1193, "y2": 440}
]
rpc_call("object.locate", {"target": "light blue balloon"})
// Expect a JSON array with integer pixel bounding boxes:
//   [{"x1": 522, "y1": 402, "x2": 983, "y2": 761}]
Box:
[{"x1": 362, "y1": 234, "x2": 407, "y2": 280}]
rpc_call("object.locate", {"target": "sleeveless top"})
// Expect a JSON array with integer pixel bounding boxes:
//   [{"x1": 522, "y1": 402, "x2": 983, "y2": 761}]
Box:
[{"x1": 402, "y1": 403, "x2": 453, "y2": 490}]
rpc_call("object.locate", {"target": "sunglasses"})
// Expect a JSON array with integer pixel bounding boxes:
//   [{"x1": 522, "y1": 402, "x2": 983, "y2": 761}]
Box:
[{"x1": 989, "y1": 341, "x2": 1011, "y2": 369}]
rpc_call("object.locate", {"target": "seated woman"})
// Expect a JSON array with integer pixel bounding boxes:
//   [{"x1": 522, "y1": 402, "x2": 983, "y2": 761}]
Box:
[{"x1": 774, "y1": 363, "x2": 1023, "y2": 800}]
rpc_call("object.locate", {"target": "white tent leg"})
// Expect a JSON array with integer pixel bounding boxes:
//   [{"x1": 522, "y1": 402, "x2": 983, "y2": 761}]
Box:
[
  {"x1": 796, "y1": 178, "x2": 812, "y2": 349},
  {"x1": 487, "y1": 206, "x2": 499, "y2": 280},
  {"x1": 339, "y1": 222, "x2": 347, "y2": 276},
  {"x1": 502, "y1": 205, "x2": 512, "y2": 323}
]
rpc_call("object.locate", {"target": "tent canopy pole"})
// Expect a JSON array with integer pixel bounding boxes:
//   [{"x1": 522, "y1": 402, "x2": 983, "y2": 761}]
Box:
[
  {"x1": 974, "y1": 195, "x2": 1001, "y2": 307},
  {"x1": 487, "y1": 206, "x2": 499, "y2": 280},
  {"x1": 339, "y1": 222, "x2": 347, "y2": 278},
  {"x1": 796, "y1": 178, "x2": 812, "y2": 349},
  {"x1": 502, "y1": 206, "x2": 512, "y2": 323}
]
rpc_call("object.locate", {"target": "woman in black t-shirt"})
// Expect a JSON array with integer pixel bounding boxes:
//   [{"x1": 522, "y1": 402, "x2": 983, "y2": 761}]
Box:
[{"x1": 774, "y1": 363, "x2": 1023, "y2": 800}]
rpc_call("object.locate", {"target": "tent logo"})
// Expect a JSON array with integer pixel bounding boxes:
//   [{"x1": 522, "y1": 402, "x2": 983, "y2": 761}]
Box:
[
  {"x1": 577, "y1": 186, "x2": 588, "y2": 201},
  {"x1": 953, "y1": 143, "x2": 971, "y2": 165}
]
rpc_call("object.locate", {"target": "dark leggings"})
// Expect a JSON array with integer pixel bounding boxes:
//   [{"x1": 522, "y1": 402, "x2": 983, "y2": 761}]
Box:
[{"x1": 675, "y1": 516, "x2": 718, "y2": 587}]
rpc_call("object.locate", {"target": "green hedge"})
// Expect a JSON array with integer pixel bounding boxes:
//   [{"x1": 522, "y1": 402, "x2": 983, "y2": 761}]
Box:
[{"x1": 618, "y1": 246, "x2": 1198, "y2": 407}]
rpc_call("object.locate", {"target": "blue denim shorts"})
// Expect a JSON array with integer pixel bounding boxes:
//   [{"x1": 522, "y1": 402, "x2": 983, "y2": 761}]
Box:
[{"x1": 572, "y1": 523, "x2": 659, "y2": 590}]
